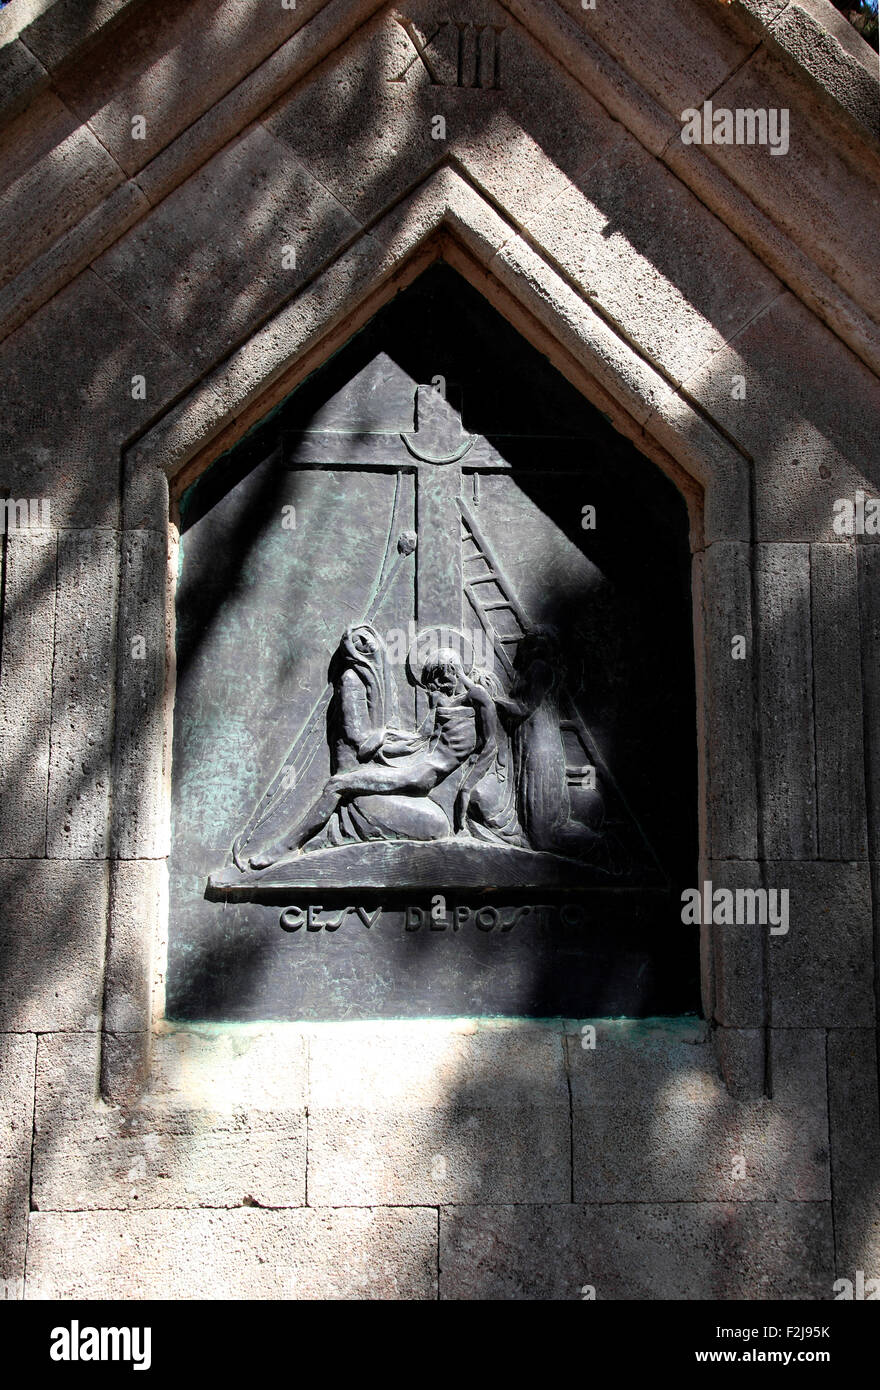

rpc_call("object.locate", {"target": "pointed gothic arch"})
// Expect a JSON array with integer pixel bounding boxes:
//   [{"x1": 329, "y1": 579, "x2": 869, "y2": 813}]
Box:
[{"x1": 107, "y1": 175, "x2": 763, "y2": 1094}]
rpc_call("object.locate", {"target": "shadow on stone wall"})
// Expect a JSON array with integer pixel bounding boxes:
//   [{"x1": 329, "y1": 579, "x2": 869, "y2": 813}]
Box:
[{"x1": 0, "y1": 0, "x2": 878, "y2": 1299}]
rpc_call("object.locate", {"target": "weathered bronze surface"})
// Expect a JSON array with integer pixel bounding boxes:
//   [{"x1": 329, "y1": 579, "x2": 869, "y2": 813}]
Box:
[{"x1": 167, "y1": 267, "x2": 698, "y2": 1020}]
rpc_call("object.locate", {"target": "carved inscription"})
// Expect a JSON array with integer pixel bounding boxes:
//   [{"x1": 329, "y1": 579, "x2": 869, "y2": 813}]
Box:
[
  {"x1": 277, "y1": 903, "x2": 593, "y2": 932},
  {"x1": 390, "y1": 17, "x2": 504, "y2": 89}
]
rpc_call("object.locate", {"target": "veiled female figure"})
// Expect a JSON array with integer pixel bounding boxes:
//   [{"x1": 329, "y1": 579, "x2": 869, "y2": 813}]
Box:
[
  {"x1": 248, "y1": 623, "x2": 446, "y2": 865},
  {"x1": 497, "y1": 628, "x2": 603, "y2": 857},
  {"x1": 326, "y1": 622, "x2": 415, "y2": 773}
]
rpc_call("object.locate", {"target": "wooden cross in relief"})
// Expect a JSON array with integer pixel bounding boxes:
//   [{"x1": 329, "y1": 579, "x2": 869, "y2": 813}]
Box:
[{"x1": 283, "y1": 382, "x2": 517, "y2": 634}]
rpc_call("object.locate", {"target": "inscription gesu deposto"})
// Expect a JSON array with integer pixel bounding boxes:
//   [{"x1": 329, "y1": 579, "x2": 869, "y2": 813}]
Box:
[
  {"x1": 390, "y1": 16, "x2": 505, "y2": 89},
  {"x1": 276, "y1": 903, "x2": 591, "y2": 932}
]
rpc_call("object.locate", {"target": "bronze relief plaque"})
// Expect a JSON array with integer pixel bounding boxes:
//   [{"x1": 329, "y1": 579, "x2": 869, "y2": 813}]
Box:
[{"x1": 166, "y1": 267, "x2": 698, "y2": 1020}]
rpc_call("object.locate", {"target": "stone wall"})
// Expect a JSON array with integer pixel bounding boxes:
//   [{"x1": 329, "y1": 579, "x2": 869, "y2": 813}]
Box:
[{"x1": 0, "y1": 0, "x2": 878, "y2": 1298}]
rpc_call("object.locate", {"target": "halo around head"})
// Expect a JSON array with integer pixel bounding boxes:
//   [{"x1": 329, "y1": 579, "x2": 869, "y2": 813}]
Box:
[{"x1": 407, "y1": 625, "x2": 475, "y2": 687}]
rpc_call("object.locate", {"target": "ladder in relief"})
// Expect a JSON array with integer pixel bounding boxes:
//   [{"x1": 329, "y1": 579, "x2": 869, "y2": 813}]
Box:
[
  {"x1": 460, "y1": 496, "x2": 665, "y2": 877},
  {"x1": 461, "y1": 496, "x2": 598, "y2": 786}
]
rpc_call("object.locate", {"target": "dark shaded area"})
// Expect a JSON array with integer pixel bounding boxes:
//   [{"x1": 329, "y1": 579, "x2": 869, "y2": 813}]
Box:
[
  {"x1": 830, "y1": 0, "x2": 879, "y2": 51},
  {"x1": 166, "y1": 264, "x2": 699, "y2": 1022}
]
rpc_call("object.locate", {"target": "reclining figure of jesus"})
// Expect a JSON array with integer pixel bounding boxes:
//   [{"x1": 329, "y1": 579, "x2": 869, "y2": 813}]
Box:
[{"x1": 248, "y1": 645, "x2": 492, "y2": 868}]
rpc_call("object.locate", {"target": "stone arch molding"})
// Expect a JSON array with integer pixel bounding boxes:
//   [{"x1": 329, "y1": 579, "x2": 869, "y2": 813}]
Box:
[{"x1": 106, "y1": 163, "x2": 762, "y2": 1101}]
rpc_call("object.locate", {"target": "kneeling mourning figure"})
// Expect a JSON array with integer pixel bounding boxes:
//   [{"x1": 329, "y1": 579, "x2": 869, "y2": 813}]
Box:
[{"x1": 226, "y1": 618, "x2": 609, "y2": 880}]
